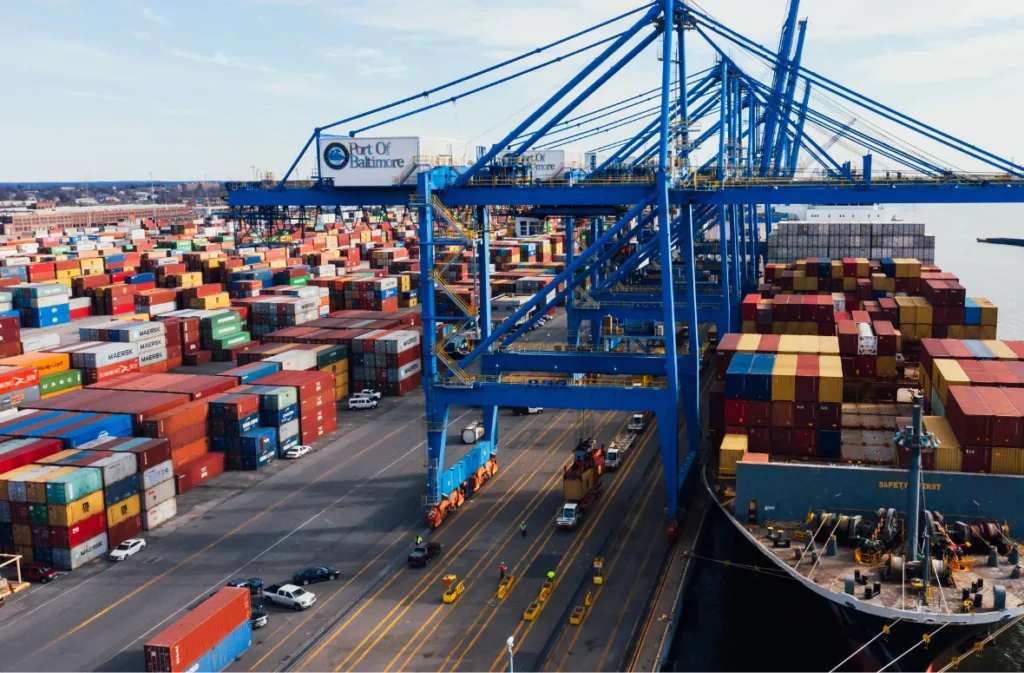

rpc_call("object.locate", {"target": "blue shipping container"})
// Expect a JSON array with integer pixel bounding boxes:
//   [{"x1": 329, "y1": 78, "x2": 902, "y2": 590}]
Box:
[
  {"x1": 239, "y1": 428, "x2": 277, "y2": 454},
  {"x1": 21, "y1": 304, "x2": 70, "y2": 328},
  {"x1": 965, "y1": 298, "x2": 981, "y2": 325},
  {"x1": 128, "y1": 272, "x2": 156, "y2": 284},
  {"x1": 725, "y1": 353, "x2": 754, "y2": 400},
  {"x1": 746, "y1": 354, "x2": 775, "y2": 402},
  {"x1": 232, "y1": 362, "x2": 281, "y2": 385},
  {"x1": 188, "y1": 620, "x2": 252, "y2": 673},
  {"x1": 240, "y1": 447, "x2": 276, "y2": 471},
  {"x1": 963, "y1": 340, "x2": 995, "y2": 360},
  {"x1": 33, "y1": 546, "x2": 52, "y2": 565},
  {"x1": 210, "y1": 437, "x2": 228, "y2": 453},
  {"x1": 225, "y1": 415, "x2": 261, "y2": 437},
  {"x1": 278, "y1": 435, "x2": 299, "y2": 456},
  {"x1": 260, "y1": 404, "x2": 297, "y2": 427},
  {"x1": 104, "y1": 476, "x2": 139, "y2": 509}
]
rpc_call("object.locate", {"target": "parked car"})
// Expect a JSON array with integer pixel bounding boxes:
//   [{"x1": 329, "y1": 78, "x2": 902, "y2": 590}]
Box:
[
  {"x1": 511, "y1": 407, "x2": 544, "y2": 416},
  {"x1": 227, "y1": 577, "x2": 264, "y2": 596},
  {"x1": 348, "y1": 396, "x2": 378, "y2": 410},
  {"x1": 283, "y1": 445, "x2": 311, "y2": 459},
  {"x1": 22, "y1": 564, "x2": 58, "y2": 583},
  {"x1": 292, "y1": 565, "x2": 340, "y2": 585},
  {"x1": 264, "y1": 584, "x2": 316, "y2": 611},
  {"x1": 354, "y1": 388, "x2": 382, "y2": 400},
  {"x1": 108, "y1": 538, "x2": 146, "y2": 562},
  {"x1": 250, "y1": 600, "x2": 269, "y2": 629},
  {"x1": 407, "y1": 542, "x2": 442, "y2": 568}
]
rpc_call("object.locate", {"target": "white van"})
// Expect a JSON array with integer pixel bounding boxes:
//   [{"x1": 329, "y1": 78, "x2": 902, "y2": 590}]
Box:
[{"x1": 348, "y1": 396, "x2": 378, "y2": 410}]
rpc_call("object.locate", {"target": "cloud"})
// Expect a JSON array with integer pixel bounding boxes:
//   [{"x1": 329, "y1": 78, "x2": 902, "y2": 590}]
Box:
[
  {"x1": 142, "y1": 7, "x2": 171, "y2": 27},
  {"x1": 156, "y1": 107, "x2": 207, "y2": 116},
  {"x1": 0, "y1": 38, "x2": 129, "y2": 80},
  {"x1": 164, "y1": 47, "x2": 277, "y2": 73},
  {"x1": 130, "y1": 31, "x2": 151, "y2": 41},
  {"x1": 853, "y1": 30, "x2": 1024, "y2": 84},
  {"x1": 318, "y1": 46, "x2": 408, "y2": 77},
  {"x1": 66, "y1": 91, "x2": 125, "y2": 102}
]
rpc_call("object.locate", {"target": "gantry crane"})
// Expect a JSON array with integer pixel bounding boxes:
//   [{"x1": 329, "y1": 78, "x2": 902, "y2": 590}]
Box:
[{"x1": 228, "y1": 0, "x2": 1024, "y2": 532}]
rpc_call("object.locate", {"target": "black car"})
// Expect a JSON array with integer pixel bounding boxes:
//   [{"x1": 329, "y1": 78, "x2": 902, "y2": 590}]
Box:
[
  {"x1": 292, "y1": 566, "x2": 339, "y2": 586},
  {"x1": 227, "y1": 578, "x2": 264, "y2": 596},
  {"x1": 250, "y1": 600, "x2": 269, "y2": 629}
]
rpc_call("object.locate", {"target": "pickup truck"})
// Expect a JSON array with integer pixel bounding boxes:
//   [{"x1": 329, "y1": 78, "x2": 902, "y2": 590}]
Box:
[
  {"x1": 263, "y1": 584, "x2": 316, "y2": 611},
  {"x1": 408, "y1": 542, "x2": 442, "y2": 567},
  {"x1": 627, "y1": 413, "x2": 647, "y2": 432}
]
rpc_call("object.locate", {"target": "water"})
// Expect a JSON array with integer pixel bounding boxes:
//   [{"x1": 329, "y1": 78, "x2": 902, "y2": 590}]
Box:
[{"x1": 670, "y1": 204, "x2": 1024, "y2": 671}]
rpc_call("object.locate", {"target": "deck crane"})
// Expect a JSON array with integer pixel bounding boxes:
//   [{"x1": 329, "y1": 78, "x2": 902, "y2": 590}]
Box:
[{"x1": 228, "y1": 0, "x2": 1024, "y2": 535}]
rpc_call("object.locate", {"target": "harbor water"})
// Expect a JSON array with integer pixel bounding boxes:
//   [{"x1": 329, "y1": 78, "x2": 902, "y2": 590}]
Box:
[{"x1": 672, "y1": 204, "x2": 1024, "y2": 671}]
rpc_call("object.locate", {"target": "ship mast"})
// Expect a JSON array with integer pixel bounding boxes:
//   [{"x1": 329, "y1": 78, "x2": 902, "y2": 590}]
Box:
[{"x1": 895, "y1": 390, "x2": 930, "y2": 562}]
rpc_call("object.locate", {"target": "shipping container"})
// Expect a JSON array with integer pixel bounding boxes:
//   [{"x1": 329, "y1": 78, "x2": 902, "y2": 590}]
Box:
[
  {"x1": 143, "y1": 587, "x2": 251, "y2": 673},
  {"x1": 142, "y1": 497, "x2": 177, "y2": 530},
  {"x1": 51, "y1": 532, "x2": 108, "y2": 570}
]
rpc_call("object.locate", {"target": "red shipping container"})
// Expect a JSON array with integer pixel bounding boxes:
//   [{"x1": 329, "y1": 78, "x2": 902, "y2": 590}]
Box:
[
  {"x1": 747, "y1": 401, "x2": 771, "y2": 427},
  {"x1": 872, "y1": 321, "x2": 898, "y2": 356},
  {"x1": 0, "y1": 438, "x2": 63, "y2": 474},
  {"x1": 171, "y1": 438, "x2": 210, "y2": 468},
  {"x1": 853, "y1": 355, "x2": 876, "y2": 378},
  {"x1": 83, "y1": 359, "x2": 141, "y2": 384},
  {"x1": 166, "y1": 424, "x2": 210, "y2": 452},
  {"x1": 174, "y1": 452, "x2": 225, "y2": 495},
  {"x1": 144, "y1": 587, "x2": 251, "y2": 673},
  {"x1": 49, "y1": 511, "x2": 107, "y2": 549},
  {"x1": 0, "y1": 367, "x2": 39, "y2": 394},
  {"x1": 725, "y1": 426, "x2": 747, "y2": 437},
  {"x1": 10, "y1": 502, "x2": 29, "y2": 525},
  {"x1": 961, "y1": 446, "x2": 991, "y2": 474},
  {"x1": 793, "y1": 402, "x2": 818, "y2": 429},
  {"x1": 748, "y1": 427, "x2": 771, "y2": 453},
  {"x1": 837, "y1": 321, "x2": 858, "y2": 355},
  {"x1": 769, "y1": 427, "x2": 793, "y2": 453},
  {"x1": 947, "y1": 387, "x2": 993, "y2": 446},
  {"x1": 975, "y1": 388, "x2": 1023, "y2": 447},
  {"x1": 771, "y1": 401, "x2": 794, "y2": 428},
  {"x1": 817, "y1": 403, "x2": 842, "y2": 430},
  {"x1": 793, "y1": 429, "x2": 817, "y2": 456},
  {"x1": 794, "y1": 374, "x2": 819, "y2": 403},
  {"x1": 107, "y1": 513, "x2": 143, "y2": 548}
]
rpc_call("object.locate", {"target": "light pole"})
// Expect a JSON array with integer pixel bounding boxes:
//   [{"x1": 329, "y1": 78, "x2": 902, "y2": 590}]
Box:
[
  {"x1": 506, "y1": 636, "x2": 515, "y2": 673},
  {"x1": 149, "y1": 171, "x2": 155, "y2": 223}
]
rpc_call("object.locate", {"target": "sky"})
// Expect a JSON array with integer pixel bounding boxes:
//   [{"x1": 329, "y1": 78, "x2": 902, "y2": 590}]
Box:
[{"x1": 2, "y1": 0, "x2": 1024, "y2": 182}]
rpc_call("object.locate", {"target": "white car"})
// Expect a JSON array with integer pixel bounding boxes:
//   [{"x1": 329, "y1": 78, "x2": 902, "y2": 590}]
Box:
[
  {"x1": 109, "y1": 538, "x2": 146, "y2": 562},
  {"x1": 355, "y1": 389, "x2": 382, "y2": 400},
  {"x1": 283, "y1": 445, "x2": 312, "y2": 459},
  {"x1": 348, "y1": 396, "x2": 378, "y2": 410}
]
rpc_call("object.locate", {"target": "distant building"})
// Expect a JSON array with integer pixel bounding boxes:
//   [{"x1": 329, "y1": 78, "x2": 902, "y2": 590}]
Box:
[{"x1": 1, "y1": 203, "x2": 193, "y2": 235}]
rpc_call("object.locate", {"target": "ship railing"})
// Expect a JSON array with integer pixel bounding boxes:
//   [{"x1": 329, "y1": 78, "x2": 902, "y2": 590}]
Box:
[{"x1": 434, "y1": 373, "x2": 667, "y2": 389}]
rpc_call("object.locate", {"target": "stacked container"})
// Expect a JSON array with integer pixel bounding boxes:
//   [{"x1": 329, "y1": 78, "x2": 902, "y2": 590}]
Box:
[
  {"x1": 143, "y1": 587, "x2": 252, "y2": 672},
  {"x1": 349, "y1": 329, "x2": 422, "y2": 397},
  {"x1": 208, "y1": 392, "x2": 279, "y2": 470},
  {"x1": 257, "y1": 371, "x2": 337, "y2": 446},
  {"x1": 79, "y1": 436, "x2": 176, "y2": 531},
  {"x1": 13, "y1": 284, "x2": 70, "y2": 327}
]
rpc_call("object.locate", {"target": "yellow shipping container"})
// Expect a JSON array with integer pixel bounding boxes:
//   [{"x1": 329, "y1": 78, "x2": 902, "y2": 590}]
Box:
[
  {"x1": 984, "y1": 340, "x2": 1017, "y2": 360},
  {"x1": 741, "y1": 321, "x2": 757, "y2": 334},
  {"x1": 831, "y1": 261, "x2": 843, "y2": 279},
  {"x1": 855, "y1": 258, "x2": 869, "y2": 277},
  {"x1": 799, "y1": 322, "x2": 817, "y2": 336},
  {"x1": 719, "y1": 434, "x2": 748, "y2": 478},
  {"x1": 933, "y1": 446, "x2": 963, "y2": 472},
  {"x1": 79, "y1": 257, "x2": 104, "y2": 269},
  {"x1": 737, "y1": 334, "x2": 761, "y2": 352},
  {"x1": 14, "y1": 545, "x2": 32, "y2": 564},
  {"x1": 975, "y1": 298, "x2": 998, "y2": 326},
  {"x1": 805, "y1": 276, "x2": 819, "y2": 292},
  {"x1": 47, "y1": 490, "x2": 105, "y2": 527},
  {"x1": 818, "y1": 356, "x2": 844, "y2": 403},
  {"x1": 921, "y1": 369, "x2": 932, "y2": 403},
  {"x1": 0, "y1": 352, "x2": 69, "y2": 376},
  {"x1": 899, "y1": 323, "x2": 916, "y2": 341},
  {"x1": 778, "y1": 335, "x2": 800, "y2": 353},
  {"x1": 870, "y1": 273, "x2": 887, "y2": 290},
  {"x1": 981, "y1": 325, "x2": 998, "y2": 340},
  {"x1": 106, "y1": 493, "x2": 142, "y2": 528},
  {"x1": 915, "y1": 324, "x2": 932, "y2": 340},
  {"x1": 923, "y1": 415, "x2": 960, "y2": 448},
  {"x1": 963, "y1": 325, "x2": 982, "y2": 339},
  {"x1": 772, "y1": 322, "x2": 786, "y2": 335},
  {"x1": 25, "y1": 466, "x2": 77, "y2": 503},
  {"x1": 772, "y1": 357, "x2": 797, "y2": 402},
  {"x1": 947, "y1": 324, "x2": 964, "y2": 339},
  {"x1": 912, "y1": 296, "x2": 933, "y2": 324},
  {"x1": 842, "y1": 277, "x2": 856, "y2": 292},
  {"x1": 991, "y1": 447, "x2": 1024, "y2": 476},
  {"x1": 934, "y1": 359, "x2": 969, "y2": 405},
  {"x1": 817, "y1": 336, "x2": 840, "y2": 356},
  {"x1": 895, "y1": 296, "x2": 917, "y2": 324},
  {"x1": 876, "y1": 356, "x2": 897, "y2": 378},
  {"x1": 894, "y1": 259, "x2": 910, "y2": 278},
  {"x1": 797, "y1": 335, "x2": 819, "y2": 354},
  {"x1": 190, "y1": 292, "x2": 231, "y2": 310}
]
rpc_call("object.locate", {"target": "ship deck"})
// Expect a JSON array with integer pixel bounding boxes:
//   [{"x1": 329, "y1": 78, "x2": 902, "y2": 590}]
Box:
[{"x1": 744, "y1": 519, "x2": 1024, "y2": 618}]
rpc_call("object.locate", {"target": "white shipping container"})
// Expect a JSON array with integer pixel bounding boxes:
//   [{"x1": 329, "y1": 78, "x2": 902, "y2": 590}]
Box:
[
  {"x1": 68, "y1": 296, "x2": 92, "y2": 310},
  {"x1": 857, "y1": 322, "x2": 877, "y2": 355},
  {"x1": 136, "y1": 336, "x2": 167, "y2": 354},
  {"x1": 142, "y1": 497, "x2": 177, "y2": 530},
  {"x1": 52, "y1": 533, "x2": 108, "y2": 570},
  {"x1": 145, "y1": 301, "x2": 177, "y2": 316},
  {"x1": 114, "y1": 322, "x2": 165, "y2": 342},
  {"x1": 143, "y1": 478, "x2": 176, "y2": 510},
  {"x1": 278, "y1": 419, "x2": 299, "y2": 441},
  {"x1": 380, "y1": 330, "x2": 421, "y2": 354},
  {"x1": 140, "y1": 459, "x2": 174, "y2": 490},
  {"x1": 21, "y1": 333, "x2": 61, "y2": 353},
  {"x1": 139, "y1": 349, "x2": 168, "y2": 367},
  {"x1": 77, "y1": 342, "x2": 140, "y2": 368},
  {"x1": 397, "y1": 359, "x2": 422, "y2": 381},
  {"x1": 27, "y1": 294, "x2": 70, "y2": 309},
  {"x1": 90, "y1": 453, "x2": 138, "y2": 487}
]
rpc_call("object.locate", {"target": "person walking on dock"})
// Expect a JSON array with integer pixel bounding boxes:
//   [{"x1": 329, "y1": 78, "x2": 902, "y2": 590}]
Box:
[
  {"x1": 546, "y1": 570, "x2": 556, "y2": 582},
  {"x1": 520, "y1": 522, "x2": 528, "y2": 538},
  {"x1": 499, "y1": 562, "x2": 507, "y2": 581}
]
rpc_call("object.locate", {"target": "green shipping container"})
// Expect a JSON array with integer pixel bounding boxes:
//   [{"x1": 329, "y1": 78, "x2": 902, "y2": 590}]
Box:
[
  {"x1": 213, "y1": 332, "x2": 251, "y2": 350},
  {"x1": 40, "y1": 369, "x2": 83, "y2": 395},
  {"x1": 29, "y1": 503, "x2": 49, "y2": 526},
  {"x1": 202, "y1": 311, "x2": 242, "y2": 330},
  {"x1": 287, "y1": 276, "x2": 308, "y2": 286},
  {"x1": 315, "y1": 344, "x2": 347, "y2": 369},
  {"x1": 204, "y1": 322, "x2": 242, "y2": 341},
  {"x1": 259, "y1": 386, "x2": 298, "y2": 412},
  {"x1": 45, "y1": 467, "x2": 104, "y2": 505}
]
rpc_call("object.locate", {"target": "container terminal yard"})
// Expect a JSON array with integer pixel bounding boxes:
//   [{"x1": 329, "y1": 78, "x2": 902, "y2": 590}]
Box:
[{"x1": 4, "y1": 0, "x2": 1024, "y2": 672}]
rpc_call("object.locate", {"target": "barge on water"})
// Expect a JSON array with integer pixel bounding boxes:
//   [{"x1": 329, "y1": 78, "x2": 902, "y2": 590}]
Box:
[{"x1": 977, "y1": 237, "x2": 1024, "y2": 248}]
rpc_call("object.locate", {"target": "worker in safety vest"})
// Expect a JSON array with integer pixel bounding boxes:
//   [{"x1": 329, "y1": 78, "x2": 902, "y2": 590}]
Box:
[
  {"x1": 499, "y1": 562, "x2": 507, "y2": 580},
  {"x1": 547, "y1": 570, "x2": 556, "y2": 582},
  {"x1": 415, "y1": 535, "x2": 423, "y2": 545},
  {"x1": 520, "y1": 522, "x2": 528, "y2": 538}
]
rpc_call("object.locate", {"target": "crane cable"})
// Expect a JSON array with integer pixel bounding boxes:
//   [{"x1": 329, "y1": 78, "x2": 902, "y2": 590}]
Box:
[
  {"x1": 829, "y1": 619, "x2": 903, "y2": 673},
  {"x1": 937, "y1": 613, "x2": 1024, "y2": 672},
  {"x1": 876, "y1": 623, "x2": 949, "y2": 673}
]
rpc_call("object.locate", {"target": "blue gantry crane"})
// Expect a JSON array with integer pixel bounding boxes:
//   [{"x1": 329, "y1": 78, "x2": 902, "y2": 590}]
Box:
[{"x1": 228, "y1": 0, "x2": 1024, "y2": 532}]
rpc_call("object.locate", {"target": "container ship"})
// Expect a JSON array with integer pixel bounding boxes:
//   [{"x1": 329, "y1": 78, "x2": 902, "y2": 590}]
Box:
[{"x1": 705, "y1": 223, "x2": 1024, "y2": 670}]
